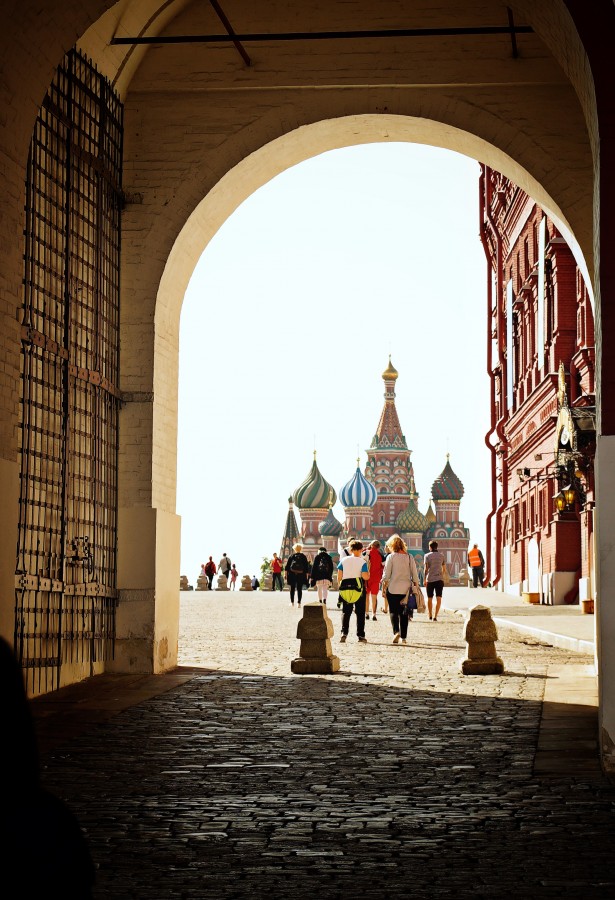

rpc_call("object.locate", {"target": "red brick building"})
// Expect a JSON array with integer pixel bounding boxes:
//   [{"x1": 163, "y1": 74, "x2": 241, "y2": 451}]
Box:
[{"x1": 480, "y1": 167, "x2": 596, "y2": 604}]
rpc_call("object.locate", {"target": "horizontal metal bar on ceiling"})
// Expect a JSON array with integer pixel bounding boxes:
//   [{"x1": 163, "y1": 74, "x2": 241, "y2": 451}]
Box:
[{"x1": 111, "y1": 25, "x2": 533, "y2": 46}]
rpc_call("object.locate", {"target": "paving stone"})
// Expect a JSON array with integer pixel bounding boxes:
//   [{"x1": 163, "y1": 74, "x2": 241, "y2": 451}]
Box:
[{"x1": 33, "y1": 594, "x2": 615, "y2": 899}]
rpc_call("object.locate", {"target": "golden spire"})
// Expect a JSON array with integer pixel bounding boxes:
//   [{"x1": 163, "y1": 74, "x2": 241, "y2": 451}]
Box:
[{"x1": 382, "y1": 355, "x2": 399, "y2": 381}]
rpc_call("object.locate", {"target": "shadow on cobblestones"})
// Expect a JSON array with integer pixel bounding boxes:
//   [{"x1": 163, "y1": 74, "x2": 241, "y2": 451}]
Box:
[{"x1": 39, "y1": 668, "x2": 615, "y2": 900}]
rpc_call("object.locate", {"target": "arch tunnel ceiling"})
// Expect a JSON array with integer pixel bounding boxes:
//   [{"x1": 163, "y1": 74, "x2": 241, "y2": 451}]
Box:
[{"x1": 76, "y1": 0, "x2": 593, "y2": 288}]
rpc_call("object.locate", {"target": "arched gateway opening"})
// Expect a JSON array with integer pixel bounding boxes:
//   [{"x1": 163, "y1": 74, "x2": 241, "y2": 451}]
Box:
[{"x1": 4, "y1": 0, "x2": 615, "y2": 768}]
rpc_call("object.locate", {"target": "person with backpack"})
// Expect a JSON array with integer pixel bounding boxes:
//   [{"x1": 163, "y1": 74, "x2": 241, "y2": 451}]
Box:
[
  {"x1": 218, "y1": 553, "x2": 231, "y2": 581},
  {"x1": 285, "y1": 543, "x2": 310, "y2": 607},
  {"x1": 204, "y1": 557, "x2": 216, "y2": 590},
  {"x1": 310, "y1": 547, "x2": 334, "y2": 604},
  {"x1": 336, "y1": 540, "x2": 369, "y2": 643}
]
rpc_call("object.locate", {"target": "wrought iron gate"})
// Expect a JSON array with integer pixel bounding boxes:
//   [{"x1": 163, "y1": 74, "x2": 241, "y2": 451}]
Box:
[{"x1": 16, "y1": 49, "x2": 124, "y2": 694}]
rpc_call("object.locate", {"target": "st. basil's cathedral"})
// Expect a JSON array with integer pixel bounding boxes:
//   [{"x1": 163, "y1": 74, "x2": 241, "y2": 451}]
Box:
[{"x1": 280, "y1": 358, "x2": 470, "y2": 584}]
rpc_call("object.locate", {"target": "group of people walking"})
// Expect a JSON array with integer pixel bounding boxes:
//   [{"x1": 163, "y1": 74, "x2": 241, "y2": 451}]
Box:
[
  {"x1": 200, "y1": 554, "x2": 239, "y2": 590},
  {"x1": 335, "y1": 536, "x2": 447, "y2": 645},
  {"x1": 278, "y1": 536, "x2": 448, "y2": 647},
  {"x1": 282, "y1": 545, "x2": 324, "y2": 607},
  {"x1": 199, "y1": 535, "x2": 482, "y2": 647}
]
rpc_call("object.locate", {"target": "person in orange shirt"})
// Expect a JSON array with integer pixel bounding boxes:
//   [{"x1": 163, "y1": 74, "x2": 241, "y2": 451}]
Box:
[{"x1": 468, "y1": 544, "x2": 485, "y2": 588}]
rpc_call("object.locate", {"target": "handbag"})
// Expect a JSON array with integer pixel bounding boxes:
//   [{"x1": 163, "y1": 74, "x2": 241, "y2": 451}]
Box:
[{"x1": 415, "y1": 589, "x2": 426, "y2": 614}]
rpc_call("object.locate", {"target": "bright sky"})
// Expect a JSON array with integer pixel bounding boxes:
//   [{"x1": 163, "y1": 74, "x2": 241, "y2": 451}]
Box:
[{"x1": 177, "y1": 142, "x2": 492, "y2": 583}]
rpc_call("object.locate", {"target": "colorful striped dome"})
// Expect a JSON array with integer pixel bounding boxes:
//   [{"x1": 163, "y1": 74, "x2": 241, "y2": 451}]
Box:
[
  {"x1": 293, "y1": 456, "x2": 337, "y2": 509},
  {"x1": 340, "y1": 465, "x2": 377, "y2": 509},
  {"x1": 425, "y1": 501, "x2": 436, "y2": 524},
  {"x1": 318, "y1": 508, "x2": 343, "y2": 537},
  {"x1": 431, "y1": 456, "x2": 465, "y2": 501},
  {"x1": 396, "y1": 499, "x2": 427, "y2": 533}
]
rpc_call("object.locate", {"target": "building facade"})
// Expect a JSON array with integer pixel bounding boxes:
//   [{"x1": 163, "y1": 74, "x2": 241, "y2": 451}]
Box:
[
  {"x1": 285, "y1": 360, "x2": 470, "y2": 582},
  {"x1": 480, "y1": 166, "x2": 596, "y2": 604}
]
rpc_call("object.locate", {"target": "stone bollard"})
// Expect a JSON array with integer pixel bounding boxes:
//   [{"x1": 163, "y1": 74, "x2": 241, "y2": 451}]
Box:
[
  {"x1": 195, "y1": 575, "x2": 209, "y2": 591},
  {"x1": 239, "y1": 575, "x2": 253, "y2": 591},
  {"x1": 262, "y1": 572, "x2": 273, "y2": 591},
  {"x1": 291, "y1": 601, "x2": 340, "y2": 675},
  {"x1": 180, "y1": 575, "x2": 192, "y2": 591},
  {"x1": 460, "y1": 605, "x2": 504, "y2": 674},
  {"x1": 216, "y1": 573, "x2": 230, "y2": 591}
]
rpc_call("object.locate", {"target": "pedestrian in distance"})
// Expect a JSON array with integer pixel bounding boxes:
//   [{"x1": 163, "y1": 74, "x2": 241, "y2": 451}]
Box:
[
  {"x1": 468, "y1": 543, "x2": 486, "y2": 588},
  {"x1": 424, "y1": 539, "x2": 447, "y2": 621},
  {"x1": 204, "y1": 557, "x2": 216, "y2": 590},
  {"x1": 229, "y1": 563, "x2": 238, "y2": 590},
  {"x1": 365, "y1": 539, "x2": 384, "y2": 621},
  {"x1": 310, "y1": 547, "x2": 334, "y2": 604},
  {"x1": 382, "y1": 534, "x2": 423, "y2": 645},
  {"x1": 270, "y1": 552, "x2": 284, "y2": 591},
  {"x1": 251, "y1": 574, "x2": 260, "y2": 590},
  {"x1": 337, "y1": 539, "x2": 369, "y2": 643},
  {"x1": 218, "y1": 553, "x2": 231, "y2": 581},
  {"x1": 285, "y1": 543, "x2": 310, "y2": 607},
  {"x1": 200, "y1": 562, "x2": 207, "y2": 578}
]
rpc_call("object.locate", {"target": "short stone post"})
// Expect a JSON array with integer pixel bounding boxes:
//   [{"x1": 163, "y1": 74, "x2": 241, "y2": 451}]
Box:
[
  {"x1": 460, "y1": 605, "x2": 504, "y2": 674},
  {"x1": 239, "y1": 575, "x2": 253, "y2": 591},
  {"x1": 262, "y1": 572, "x2": 273, "y2": 591},
  {"x1": 291, "y1": 601, "x2": 340, "y2": 674},
  {"x1": 216, "y1": 573, "x2": 229, "y2": 591},
  {"x1": 195, "y1": 574, "x2": 209, "y2": 591},
  {"x1": 180, "y1": 575, "x2": 192, "y2": 591}
]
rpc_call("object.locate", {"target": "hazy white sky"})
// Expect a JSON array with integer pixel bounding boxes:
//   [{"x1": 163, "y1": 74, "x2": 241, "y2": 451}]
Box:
[{"x1": 177, "y1": 143, "x2": 492, "y2": 582}]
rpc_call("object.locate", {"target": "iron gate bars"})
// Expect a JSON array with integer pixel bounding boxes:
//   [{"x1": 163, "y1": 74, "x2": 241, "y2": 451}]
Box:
[{"x1": 17, "y1": 49, "x2": 124, "y2": 695}]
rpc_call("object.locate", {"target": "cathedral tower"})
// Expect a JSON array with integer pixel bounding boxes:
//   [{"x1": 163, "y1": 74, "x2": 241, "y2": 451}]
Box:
[{"x1": 365, "y1": 357, "x2": 419, "y2": 543}]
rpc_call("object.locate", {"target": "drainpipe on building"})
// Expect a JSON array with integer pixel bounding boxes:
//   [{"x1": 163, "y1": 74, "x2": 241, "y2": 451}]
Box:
[{"x1": 479, "y1": 167, "x2": 508, "y2": 587}]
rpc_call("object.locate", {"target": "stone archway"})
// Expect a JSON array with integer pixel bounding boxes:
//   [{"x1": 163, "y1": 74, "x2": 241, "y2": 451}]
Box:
[{"x1": 4, "y1": 0, "x2": 615, "y2": 768}]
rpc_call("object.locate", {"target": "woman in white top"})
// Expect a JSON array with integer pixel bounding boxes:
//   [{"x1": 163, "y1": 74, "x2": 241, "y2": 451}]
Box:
[{"x1": 382, "y1": 534, "x2": 423, "y2": 644}]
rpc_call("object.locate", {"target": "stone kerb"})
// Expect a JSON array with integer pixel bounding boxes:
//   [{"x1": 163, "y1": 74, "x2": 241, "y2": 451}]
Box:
[
  {"x1": 291, "y1": 601, "x2": 340, "y2": 675},
  {"x1": 460, "y1": 605, "x2": 504, "y2": 675}
]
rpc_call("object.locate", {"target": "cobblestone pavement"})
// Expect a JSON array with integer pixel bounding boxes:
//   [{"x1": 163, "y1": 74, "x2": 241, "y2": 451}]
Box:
[{"x1": 39, "y1": 593, "x2": 615, "y2": 899}]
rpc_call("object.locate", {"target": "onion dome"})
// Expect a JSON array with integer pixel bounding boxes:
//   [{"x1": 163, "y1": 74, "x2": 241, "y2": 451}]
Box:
[
  {"x1": 396, "y1": 499, "x2": 427, "y2": 533},
  {"x1": 431, "y1": 455, "x2": 465, "y2": 501},
  {"x1": 425, "y1": 501, "x2": 436, "y2": 525},
  {"x1": 293, "y1": 453, "x2": 337, "y2": 509},
  {"x1": 340, "y1": 462, "x2": 378, "y2": 509},
  {"x1": 382, "y1": 355, "x2": 399, "y2": 381},
  {"x1": 319, "y1": 508, "x2": 343, "y2": 537}
]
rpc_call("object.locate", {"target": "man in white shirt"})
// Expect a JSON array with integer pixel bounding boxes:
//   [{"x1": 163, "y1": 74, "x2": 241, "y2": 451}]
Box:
[
  {"x1": 219, "y1": 553, "x2": 231, "y2": 580},
  {"x1": 337, "y1": 540, "x2": 369, "y2": 643}
]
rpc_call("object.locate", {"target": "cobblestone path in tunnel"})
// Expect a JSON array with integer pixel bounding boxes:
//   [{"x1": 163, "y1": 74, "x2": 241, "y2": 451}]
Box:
[{"x1": 39, "y1": 594, "x2": 615, "y2": 899}]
